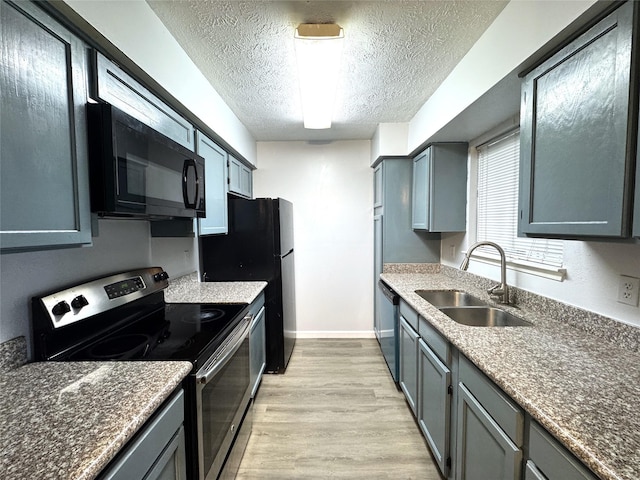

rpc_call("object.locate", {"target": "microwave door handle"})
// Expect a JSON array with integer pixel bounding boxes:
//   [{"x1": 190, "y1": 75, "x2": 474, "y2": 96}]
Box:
[{"x1": 182, "y1": 159, "x2": 198, "y2": 208}]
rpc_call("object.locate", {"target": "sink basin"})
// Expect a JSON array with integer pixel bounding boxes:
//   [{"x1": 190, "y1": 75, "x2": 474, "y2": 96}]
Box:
[
  {"x1": 416, "y1": 290, "x2": 486, "y2": 307},
  {"x1": 439, "y1": 307, "x2": 532, "y2": 327}
]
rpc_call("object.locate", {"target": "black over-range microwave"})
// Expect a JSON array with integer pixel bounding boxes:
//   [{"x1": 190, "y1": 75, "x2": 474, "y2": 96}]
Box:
[{"x1": 87, "y1": 103, "x2": 205, "y2": 219}]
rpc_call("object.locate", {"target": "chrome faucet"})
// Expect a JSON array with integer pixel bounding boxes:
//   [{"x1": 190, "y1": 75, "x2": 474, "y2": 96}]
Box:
[{"x1": 460, "y1": 241, "x2": 510, "y2": 304}]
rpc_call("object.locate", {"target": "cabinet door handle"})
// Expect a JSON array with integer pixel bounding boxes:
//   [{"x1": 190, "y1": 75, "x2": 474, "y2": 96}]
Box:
[{"x1": 182, "y1": 159, "x2": 199, "y2": 208}]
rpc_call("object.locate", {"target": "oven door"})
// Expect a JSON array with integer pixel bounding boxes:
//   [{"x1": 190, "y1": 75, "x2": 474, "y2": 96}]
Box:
[{"x1": 195, "y1": 314, "x2": 251, "y2": 480}]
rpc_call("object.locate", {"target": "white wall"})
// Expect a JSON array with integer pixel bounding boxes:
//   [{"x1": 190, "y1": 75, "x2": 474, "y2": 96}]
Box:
[
  {"x1": 371, "y1": 123, "x2": 409, "y2": 164},
  {"x1": 405, "y1": 0, "x2": 640, "y2": 328},
  {"x1": 254, "y1": 141, "x2": 374, "y2": 337},
  {"x1": 0, "y1": 219, "x2": 198, "y2": 351},
  {"x1": 440, "y1": 144, "x2": 640, "y2": 329},
  {"x1": 408, "y1": 0, "x2": 597, "y2": 152},
  {"x1": 62, "y1": 0, "x2": 256, "y2": 165}
]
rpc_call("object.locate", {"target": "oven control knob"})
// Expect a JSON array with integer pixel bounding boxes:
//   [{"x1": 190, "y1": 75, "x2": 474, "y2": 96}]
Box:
[
  {"x1": 153, "y1": 271, "x2": 169, "y2": 282},
  {"x1": 71, "y1": 295, "x2": 89, "y2": 310},
  {"x1": 52, "y1": 301, "x2": 71, "y2": 316}
]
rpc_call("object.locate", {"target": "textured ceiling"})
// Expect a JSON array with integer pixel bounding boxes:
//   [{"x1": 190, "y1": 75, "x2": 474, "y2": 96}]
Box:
[{"x1": 146, "y1": 1, "x2": 508, "y2": 142}]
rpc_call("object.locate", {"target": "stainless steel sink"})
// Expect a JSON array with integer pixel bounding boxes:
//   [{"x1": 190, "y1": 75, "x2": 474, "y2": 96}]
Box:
[
  {"x1": 416, "y1": 290, "x2": 486, "y2": 307},
  {"x1": 439, "y1": 307, "x2": 532, "y2": 327}
]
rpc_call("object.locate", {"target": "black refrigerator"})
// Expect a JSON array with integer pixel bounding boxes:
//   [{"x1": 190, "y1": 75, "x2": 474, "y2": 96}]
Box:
[{"x1": 200, "y1": 197, "x2": 296, "y2": 373}]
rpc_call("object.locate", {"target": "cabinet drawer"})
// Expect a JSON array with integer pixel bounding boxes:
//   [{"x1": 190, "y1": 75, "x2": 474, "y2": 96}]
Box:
[
  {"x1": 459, "y1": 355, "x2": 523, "y2": 445},
  {"x1": 528, "y1": 422, "x2": 597, "y2": 480},
  {"x1": 418, "y1": 316, "x2": 450, "y2": 365},
  {"x1": 525, "y1": 460, "x2": 547, "y2": 480},
  {"x1": 399, "y1": 299, "x2": 419, "y2": 330}
]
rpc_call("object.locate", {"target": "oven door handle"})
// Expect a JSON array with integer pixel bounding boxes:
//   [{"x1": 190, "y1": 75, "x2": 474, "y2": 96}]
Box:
[{"x1": 196, "y1": 314, "x2": 252, "y2": 384}]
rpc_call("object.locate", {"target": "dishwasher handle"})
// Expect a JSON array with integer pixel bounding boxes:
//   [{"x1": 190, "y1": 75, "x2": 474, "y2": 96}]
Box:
[{"x1": 378, "y1": 280, "x2": 399, "y2": 305}]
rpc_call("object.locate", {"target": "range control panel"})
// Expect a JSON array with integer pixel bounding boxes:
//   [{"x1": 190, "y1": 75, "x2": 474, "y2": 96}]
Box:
[
  {"x1": 36, "y1": 267, "x2": 169, "y2": 329},
  {"x1": 104, "y1": 277, "x2": 146, "y2": 299}
]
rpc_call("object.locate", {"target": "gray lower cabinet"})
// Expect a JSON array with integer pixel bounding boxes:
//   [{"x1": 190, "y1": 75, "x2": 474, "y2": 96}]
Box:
[
  {"x1": 1, "y1": 0, "x2": 92, "y2": 251},
  {"x1": 249, "y1": 292, "x2": 266, "y2": 398},
  {"x1": 92, "y1": 52, "x2": 195, "y2": 150},
  {"x1": 635, "y1": 116, "x2": 640, "y2": 237},
  {"x1": 250, "y1": 305, "x2": 266, "y2": 398},
  {"x1": 229, "y1": 155, "x2": 253, "y2": 198},
  {"x1": 456, "y1": 356, "x2": 523, "y2": 480},
  {"x1": 99, "y1": 389, "x2": 186, "y2": 480},
  {"x1": 418, "y1": 337, "x2": 451, "y2": 476},
  {"x1": 519, "y1": 1, "x2": 636, "y2": 238},
  {"x1": 394, "y1": 306, "x2": 601, "y2": 480},
  {"x1": 411, "y1": 143, "x2": 468, "y2": 232},
  {"x1": 197, "y1": 132, "x2": 229, "y2": 235},
  {"x1": 525, "y1": 461, "x2": 547, "y2": 480},
  {"x1": 394, "y1": 299, "x2": 601, "y2": 480},
  {"x1": 399, "y1": 314, "x2": 419, "y2": 416},
  {"x1": 526, "y1": 421, "x2": 598, "y2": 480}
]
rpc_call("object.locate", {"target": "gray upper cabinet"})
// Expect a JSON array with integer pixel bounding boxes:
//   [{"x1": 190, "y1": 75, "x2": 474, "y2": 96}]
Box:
[
  {"x1": 375, "y1": 159, "x2": 441, "y2": 264},
  {"x1": 1, "y1": 0, "x2": 92, "y2": 251},
  {"x1": 228, "y1": 155, "x2": 253, "y2": 198},
  {"x1": 197, "y1": 132, "x2": 228, "y2": 235},
  {"x1": 373, "y1": 163, "x2": 383, "y2": 209},
  {"x1": 92, "y1": 52, "x2": 195, "y2": 150},
  {"x1": 519, "y1": 1, "x2": 637, "y2": 238},
  {"x1": 412, "y1": 143, "x2": 468, "y2": 232}
]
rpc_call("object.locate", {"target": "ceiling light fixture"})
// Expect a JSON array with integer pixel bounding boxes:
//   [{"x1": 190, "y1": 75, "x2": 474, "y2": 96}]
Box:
[{"x1": 294, "y1": 23, "x2": 344, "y2": 130}]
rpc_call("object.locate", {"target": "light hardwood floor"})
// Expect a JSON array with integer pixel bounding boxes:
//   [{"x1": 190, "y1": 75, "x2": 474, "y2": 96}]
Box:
[{"x1": 236, "y1": 339, "x2": 442, "y2": 479}]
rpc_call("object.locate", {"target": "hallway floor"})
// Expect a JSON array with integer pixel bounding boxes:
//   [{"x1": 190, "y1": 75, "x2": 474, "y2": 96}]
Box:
[{"x1": 236, "y1": 338, "x2": 441, "y2": 479}]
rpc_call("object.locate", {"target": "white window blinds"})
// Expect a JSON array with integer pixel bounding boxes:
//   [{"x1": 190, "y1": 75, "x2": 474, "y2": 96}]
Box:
[{"x1": 476, "y1": 130, "x2": 564, "y2": 268}]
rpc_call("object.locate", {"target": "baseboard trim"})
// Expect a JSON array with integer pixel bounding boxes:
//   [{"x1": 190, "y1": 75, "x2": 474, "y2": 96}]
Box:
[{"x1": 295, "y1": 331, "x2": 376, "y2": 339}]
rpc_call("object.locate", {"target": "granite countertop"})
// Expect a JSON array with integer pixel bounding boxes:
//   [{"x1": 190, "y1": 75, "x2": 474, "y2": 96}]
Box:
[
  {"x1": 0, "y1": 349, "x2": 192, "y2": 480},
  {"x1": 381, "y1": 268, "x2": 640, "y2": 480},
  {"x1": 164, "y1": 272, "x2": 267, "y2": 304}
]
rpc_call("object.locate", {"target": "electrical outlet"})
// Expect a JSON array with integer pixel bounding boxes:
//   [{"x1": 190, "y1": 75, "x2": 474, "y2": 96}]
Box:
[{"x1": 617, "y1": 275, "x2": 640, "y2": 307}]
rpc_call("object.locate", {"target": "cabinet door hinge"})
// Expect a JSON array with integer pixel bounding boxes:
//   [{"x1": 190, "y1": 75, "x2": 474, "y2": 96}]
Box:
[
  {"x1": 447, "y1": 384, "x2": 453, "y2": 395},
  {"x1": 446, "y1": 456, "x2": 452, "y2": 468}
]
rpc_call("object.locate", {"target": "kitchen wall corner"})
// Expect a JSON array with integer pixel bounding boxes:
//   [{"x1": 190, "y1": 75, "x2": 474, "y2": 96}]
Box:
[{"x1": 0, "y1": 219, "x2": 198, "y2": 356}]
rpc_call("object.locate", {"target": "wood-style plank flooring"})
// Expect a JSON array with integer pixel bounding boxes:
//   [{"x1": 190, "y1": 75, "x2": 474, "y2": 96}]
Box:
[{"x1": 236, "y1": 339, "x2": 442, "y2": 479}]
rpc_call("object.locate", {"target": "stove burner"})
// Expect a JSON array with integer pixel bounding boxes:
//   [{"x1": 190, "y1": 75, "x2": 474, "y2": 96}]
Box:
[
  {"x1": 182, "y1": 308, "x2": 226, "y2": 324},
  {"x1": 89, "y1": 334, "x2": 151, "y2": 359}
]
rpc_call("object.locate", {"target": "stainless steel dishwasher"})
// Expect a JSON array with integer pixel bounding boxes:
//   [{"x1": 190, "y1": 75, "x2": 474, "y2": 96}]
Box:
[{"x1": 378, "y1": 279, "x2": 400, "y2": 382}]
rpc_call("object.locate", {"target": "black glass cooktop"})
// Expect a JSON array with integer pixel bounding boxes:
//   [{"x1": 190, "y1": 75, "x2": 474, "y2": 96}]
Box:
[{"x1": 67, "y1": 302, "x2": 247, "y2": 368}]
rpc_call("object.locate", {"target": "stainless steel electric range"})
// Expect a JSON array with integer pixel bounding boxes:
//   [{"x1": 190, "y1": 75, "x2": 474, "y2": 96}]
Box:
[{"x1": 32, "y1": 266, "x2": 253, "y2": 480}]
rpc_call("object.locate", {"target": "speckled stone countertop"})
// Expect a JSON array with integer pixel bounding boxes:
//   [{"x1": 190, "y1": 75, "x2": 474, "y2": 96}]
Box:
[
  {"x1": 165, "y1": 272, "x2": 267, "y2": 304},
  {"x1": 381, "y1": 266, "x2": 640, "y2": 480},
  {"x1": 0, "y1": 344, "x2": 192, "y2": 480}
]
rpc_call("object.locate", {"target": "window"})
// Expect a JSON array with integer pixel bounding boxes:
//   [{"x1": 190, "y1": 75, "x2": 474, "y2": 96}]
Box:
[{"x1": 475, "y1": 130, "x2": 564, "y2": 275}]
